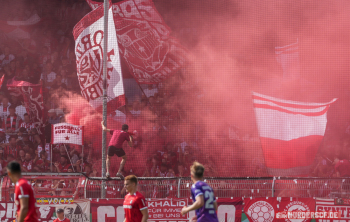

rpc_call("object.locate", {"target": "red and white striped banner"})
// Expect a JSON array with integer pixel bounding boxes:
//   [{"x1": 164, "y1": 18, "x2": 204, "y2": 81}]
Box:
[{"x1": 253, "y1": 92, "x2": 337, "y2": 176}]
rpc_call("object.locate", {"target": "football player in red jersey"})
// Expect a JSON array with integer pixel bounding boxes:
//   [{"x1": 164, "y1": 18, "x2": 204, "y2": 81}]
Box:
[
  {"x1": 53, "y1": 208, "x2": 70, "y2": 222},
  {"x1": 123, "y1": 175, "x2": 149, "y2": 222},
  {"x1": 7, "y1": 161, "x2": 38, "y2": 222}
]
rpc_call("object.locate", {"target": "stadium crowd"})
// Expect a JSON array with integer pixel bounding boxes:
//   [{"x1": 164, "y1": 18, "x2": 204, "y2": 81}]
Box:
[{"x1": 0, "y1": 0, "x2": 349, "y2": 189}]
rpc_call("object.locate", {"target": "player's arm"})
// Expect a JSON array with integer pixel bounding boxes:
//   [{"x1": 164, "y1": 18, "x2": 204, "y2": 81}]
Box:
[
  {"x1": 181, "y1": 195, "x2": 204, "y2": 215},
  {"x1": 214, "y1": 200, "x2": 218, "y2": 212},
  {"x1": 18, "y1": 197, "x2": 29, "y2": 222},
  {"x1": 101, "y1": 121, "x2": 110, "y2": 132},
  {"x1": 128, "y1": 136, "x2": 133, "y2": 147},
  {"x1": 141, "y1": 208, "x2": 149, "y2": 222}
]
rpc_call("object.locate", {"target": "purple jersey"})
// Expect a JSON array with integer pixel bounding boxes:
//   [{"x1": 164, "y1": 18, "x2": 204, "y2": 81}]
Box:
[{"x1": 191, "y1": 181, "x2": 219, "y2": 222}]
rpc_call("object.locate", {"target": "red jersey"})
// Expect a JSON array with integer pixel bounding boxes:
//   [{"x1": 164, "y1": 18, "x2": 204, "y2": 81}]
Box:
[
  {"x1": 123, "y1": 191, "x2": 147, "y2": 222},
  {"x1": 15, "y1": 178, "x2": 38, "y2": 222},
  {"x1": 59, "y1": 163, "x2": 71, "y2": 173},
  {"x1": 22, "y1": 160, "x2": 34, "y2": 172},
  {"x1": 109, "y1": 130, "x2": 130, "y2": 148},
  {"x1": 335, "y1": 159, "x2": 350, "y2": 176},
  {"x1": 53, "y1": 218, "x2": 70, "y2": 222}
]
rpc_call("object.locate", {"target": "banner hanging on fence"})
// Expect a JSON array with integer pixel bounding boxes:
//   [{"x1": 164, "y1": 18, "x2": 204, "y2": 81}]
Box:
[
  {"x1": 244, "y1": 197, "x2": 279, "y2": 222},
  {"x1": 91, "y1": 198, "x2": 242, "y2": 222},
  {"x1": 316, "y1": 198, "x2": 350, "y2": 222},
  {"x1": 51, "y1": 123, "x2": 84, "y2": 145},
  {"x1": 73, "y1": 3, "x2": 125, "y2": 113},
  {"x1": 85, "y1": 0, "x2": 186, "y2": 84},
  {"x1": 278, "y1": 197, "x2": 316, "y2": 222},
  {"x1": 253, "y1": 92, "x2": 337, "y2": 176},
  {"x1": 0, "y1": 200, "x2": 90, "y2": 222}
]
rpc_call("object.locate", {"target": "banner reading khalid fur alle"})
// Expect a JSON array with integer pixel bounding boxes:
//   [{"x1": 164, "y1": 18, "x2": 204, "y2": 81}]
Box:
[
  {"x1": 91, "y1": 198, "x2": 242, "y2": 222},
  {"x1": 253, "y1": 92, "x2": 337, "y2": 176},
  {"x1": 73, "y1": 3, "x2": 125, "y2": 113},
  {"x1": 85, "y1": 0, "x2": 186, "y2": 84}
]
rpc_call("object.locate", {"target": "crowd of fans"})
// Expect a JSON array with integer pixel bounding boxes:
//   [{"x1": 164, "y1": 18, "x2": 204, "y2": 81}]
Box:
[{"x1": 0, "y1": 0, "x2": 349, "y2": 189}]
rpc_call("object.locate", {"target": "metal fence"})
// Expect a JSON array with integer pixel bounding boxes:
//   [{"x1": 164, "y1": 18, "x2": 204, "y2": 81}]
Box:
[{"x1": 1, "y1": 174, "x2": 350, "y2": 201}]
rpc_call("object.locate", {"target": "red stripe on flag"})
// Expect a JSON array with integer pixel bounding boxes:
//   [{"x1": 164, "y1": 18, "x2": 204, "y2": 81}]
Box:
[
  {"x1": 253, "y1": 103, "x2": 329, "y2": 116},
  {"x1": 73, "y1": 4, "x2": 104, "y2": 40},
  {"x1": 260, "y1": 135, "x2": 323, "y2": 169},
  {"x1": 253, "y1": 95, "x2": 331, "y2": 109}
]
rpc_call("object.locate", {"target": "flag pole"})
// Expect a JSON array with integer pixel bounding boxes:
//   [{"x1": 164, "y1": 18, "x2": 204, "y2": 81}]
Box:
[{"x1": 101, "y1": 0, "x2": 109, "y2": 199}]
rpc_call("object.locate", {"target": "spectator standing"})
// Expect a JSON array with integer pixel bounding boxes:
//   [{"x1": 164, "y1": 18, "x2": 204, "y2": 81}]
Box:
[
  {"x1": 143, "y1": 85, "x2": 158, "y2": 98},
  {"x1": 15, "y1": 101, "x2": 26, "y2": 121},
  {"x1": 0, "y1": 97, "x2": 11, "y2": 121},
  {"x1": 4, "y1": 136, "x2": 20, "y2": 159},
  {"x1": 0, "y1": 46, "x2": 15, "y2": 67},
  {"x1": 19, "y1": 114, "x2": 34, "y2": 131},
  {"x1": 33, "y1": 151, "x2": 49, "y2": 172},
  {"x1": 3, "y1": 105, "x2": 22, "y2": 133},
  {"x1": 334, "y1": 157, "x2": 350, "y2": 177},
  {"x1": 22, "y1": 152, "x2": 33, "y2": 172},
  {"x1": 40, "y1": 63, "x2": 56, "y2": 89},
  {"x1": 54, "y1": 155, "x2": 71, "y2": 173},
  {"x1": 47, "y1": 109, "x2": 60, "y2": 124}
]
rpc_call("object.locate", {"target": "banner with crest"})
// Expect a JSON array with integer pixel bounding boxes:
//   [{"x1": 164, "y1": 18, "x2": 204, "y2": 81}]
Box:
[
  {"x1": 85, "y1": 0, "x2": 186, "y2": 84},
  {"x1": 73, "y1": 3, "x2": 125, "y2": 113}
]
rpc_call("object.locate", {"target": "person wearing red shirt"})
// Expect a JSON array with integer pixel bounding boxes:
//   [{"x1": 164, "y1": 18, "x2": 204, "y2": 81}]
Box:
[
  {"x1": 334, "y1": 158, "x2": 350, "y2": 177},
  {"x1": 123, "y1": 175, "x2": 148, "y2": 222},
  {"x1": 54, "y1": 155, "x2": 71, "y2": 173},
  {"x1": 101, "y1": 121, "x2": 133, "y2": 179},
  {"x1": 7, "y1": 161, "x2": 38, "y2": 222},
  {"x1": 53, "y1": 208, "x2": 70, "y2": 222}
]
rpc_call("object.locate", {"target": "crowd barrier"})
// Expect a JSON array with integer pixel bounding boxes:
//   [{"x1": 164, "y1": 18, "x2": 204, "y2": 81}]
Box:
[
  {"x1": 0, "y1": 174, "x2": 349, "y2": 221},
  {"x1": 1, "y1": 174, "x2": 350, "y2": 201}
]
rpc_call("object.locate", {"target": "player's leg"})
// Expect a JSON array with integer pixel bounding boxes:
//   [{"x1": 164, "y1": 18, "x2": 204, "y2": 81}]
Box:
[
  {"x1": 106, "y1": 146, "x2": 116, "y2": 177},
  {"x1": 117, "y1": 155, "x2": 127, "y2": 174},
  {"x1": 106, "y1": 155, "x2": 111, "y2": 177}
]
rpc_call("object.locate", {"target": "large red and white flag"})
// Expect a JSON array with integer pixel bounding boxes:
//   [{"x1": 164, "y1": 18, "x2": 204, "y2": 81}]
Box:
[
  {"x1": 73, "y1": 3, "x2": 125, "y2": 113},
  {"x1": 51, "y1": 123, "x2": 84, "y2": 145},
  {"x1": 0, "y1": 14, "x2": 41, "y2": 40},
  {"x1": 85, "y1": 0, "x2": 186, "y2": 84},
  {"x1": 253, "y1": 92, "x2": 337, "y2": 176},
  {"x1": 7, "y1": 79, "x2": 44, "y2": 126}
]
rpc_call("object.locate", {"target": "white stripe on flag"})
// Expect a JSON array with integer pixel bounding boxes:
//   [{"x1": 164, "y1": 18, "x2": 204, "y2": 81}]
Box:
[
  {"x1": 253, "y1": 99, "x2": 328, "y2": 113},
  {"x1": 255, "y1": 108, "x2": 327, "y2": 141}
]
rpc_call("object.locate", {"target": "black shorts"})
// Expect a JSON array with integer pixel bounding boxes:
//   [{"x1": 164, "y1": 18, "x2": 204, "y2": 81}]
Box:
[{"x1": 108, "y1": 146, "x2": 126, "y2": 157}]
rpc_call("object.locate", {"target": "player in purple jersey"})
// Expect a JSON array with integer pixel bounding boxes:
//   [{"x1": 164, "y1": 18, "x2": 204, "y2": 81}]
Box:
[{"x1": 181, "y1": 161, "x2": 219, "y2": 222}]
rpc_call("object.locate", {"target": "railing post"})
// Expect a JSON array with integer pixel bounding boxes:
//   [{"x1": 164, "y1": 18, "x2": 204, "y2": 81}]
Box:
[
  {"x1": 272, "y1": 177, "x2": 276, "y2": 197},
  {"x1": 178, "y1": 178, "x2": 181, "y2": 198},
  {"x1": 84, "y1": 178, "x2": 88, "y2": 199}
]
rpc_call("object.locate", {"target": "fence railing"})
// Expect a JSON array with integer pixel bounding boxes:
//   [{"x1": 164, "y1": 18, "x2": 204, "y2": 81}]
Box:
[{"x1": 1, "y1": 174, "x2": 350, "y2": 201}]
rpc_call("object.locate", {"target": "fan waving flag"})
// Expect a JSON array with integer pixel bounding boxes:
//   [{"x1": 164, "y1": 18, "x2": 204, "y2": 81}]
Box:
[
  {"x1": 7, "y1": 79, "x2": 44, "y2": 126},
  {"x1": 85, "y1": 0, "x2": 186, "y2": 84},
  {"x1": 253, "y1": 92, "x2": 337, "y2": 176},
  {"x1": 73, "y1": 3, "x2": 125, "y2": 113}
]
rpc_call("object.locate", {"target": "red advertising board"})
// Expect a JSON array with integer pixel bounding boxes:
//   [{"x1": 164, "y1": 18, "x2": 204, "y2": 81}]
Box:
[{"x1": 91, "y1": 198, "x2": 243, "y2": 222}]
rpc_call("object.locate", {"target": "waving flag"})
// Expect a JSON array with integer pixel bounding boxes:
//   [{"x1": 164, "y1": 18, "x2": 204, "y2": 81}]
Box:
[
  {"x1": 73, "y1": 3, "x2": 125, "y2": 113},
  {"x1": 85, "y1": 0, "x2": 186, "y2": 84},
  {"x1": 253, "y1": 92, "x2": 337, "y2": 176},
  {"x1": 7, "y1": 80, "x2": 44, "y2": 126},
  {"x1": 275, "y1": 40, "x2": 300, "y2": 80},
  {"x1": 0, "y1": 14, "x2": 41, "y2": 40}
]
